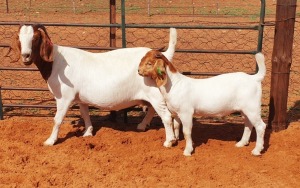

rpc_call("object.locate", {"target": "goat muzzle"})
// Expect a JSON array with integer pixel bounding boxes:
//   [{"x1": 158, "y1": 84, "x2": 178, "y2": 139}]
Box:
[
  {"x1": 21, "y1": 54, "x2": 33, "y2": 65},
  {"x1": 138, "y1": 69, "x2": 144, "y2": 76}
]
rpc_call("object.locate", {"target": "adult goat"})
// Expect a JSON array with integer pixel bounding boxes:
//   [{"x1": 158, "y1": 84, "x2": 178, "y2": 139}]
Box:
[{"x1": 9, "y1": 24, "x2": 177, "y2": 147}]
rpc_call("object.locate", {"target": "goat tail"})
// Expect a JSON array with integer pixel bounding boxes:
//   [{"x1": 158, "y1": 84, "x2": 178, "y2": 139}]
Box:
[
  {"x1": 254, "y1": 52, "x2": 266, "y2": 82},
  {"x1": 163, "y1": 28, "x2": 177, "y2": 61}
]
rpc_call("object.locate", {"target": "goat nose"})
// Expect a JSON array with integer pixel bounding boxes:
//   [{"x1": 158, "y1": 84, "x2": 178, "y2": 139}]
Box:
[
  {"x1": 22, "y1": 53, "x2": 30, "y2": 59},
  {"x1": 21, "y1": 53, "x2": 31, "y2": 63}
]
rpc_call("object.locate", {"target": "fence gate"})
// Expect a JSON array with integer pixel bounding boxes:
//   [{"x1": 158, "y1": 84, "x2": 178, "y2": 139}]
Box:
[{"x1": 0, "y1": 0, "x2": 266, "y2": 122}]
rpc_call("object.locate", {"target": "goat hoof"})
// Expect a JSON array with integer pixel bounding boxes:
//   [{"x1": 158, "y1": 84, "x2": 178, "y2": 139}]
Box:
[
  {"x1": 183, "y1": 150, "x2": 192, "y2": 156},
  {"x1": 251, "y1": 149, "x2": 262, "y2": 156},
  {"x1": 136, "y1": 127, "x2": 146, "y2": 132},
  {"x1": 43, "y1": 138, "x2": 56, "y2": 146},
  {"x1": 171, "y1": 139, "x2": 178, "y2": 145},
  {"x1": 163, "y1": 140, "x2": 173, "y2": 148},
  {"x1": 235, "y1": 141, "x2": 248, "y2": 148},
  {"x1": 136, "y1": 123, "x2": 148, "y2": 132},
  {"x1": 83, "y1": 127, "x2": 93, "y2": 137},
  {"x1": 83, "y1": 132, "x2": 93, "y2": 137}
]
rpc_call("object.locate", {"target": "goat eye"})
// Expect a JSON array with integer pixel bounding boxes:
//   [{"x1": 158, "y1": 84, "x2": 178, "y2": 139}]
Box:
[{"x1": 146, "y1": 62, "x2": 152, "y2": 66}]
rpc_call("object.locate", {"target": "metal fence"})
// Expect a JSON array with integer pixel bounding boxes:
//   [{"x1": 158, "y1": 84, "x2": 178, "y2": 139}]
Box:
[{"x1": 0, "y1": 0, "x2": 299, "y2": 123}]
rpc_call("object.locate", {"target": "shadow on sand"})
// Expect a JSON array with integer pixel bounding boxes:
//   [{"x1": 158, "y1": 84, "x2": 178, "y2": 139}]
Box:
[{"x1": 56, "y1": 113, "x2": 272, "y2": 154}]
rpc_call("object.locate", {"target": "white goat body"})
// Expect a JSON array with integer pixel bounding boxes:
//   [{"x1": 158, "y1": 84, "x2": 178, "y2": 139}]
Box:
[
  {"x1": 13, "y1": 24, "x2": 178, "y2": 147},
  {"x1": 138, "y1": 50, "x2": 266, "y2": 156},
  {"x1": 51, "y1": 46, "x2": 155, "y2": 110}
]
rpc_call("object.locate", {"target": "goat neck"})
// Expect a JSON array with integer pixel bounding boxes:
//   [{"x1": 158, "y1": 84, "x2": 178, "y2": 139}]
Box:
[
  {"x1": 32, "y1": 46, "x2": 54, "y2": 81},
  {"x1": 159, "y1": 64, "x2": 183, "y2": 96}
]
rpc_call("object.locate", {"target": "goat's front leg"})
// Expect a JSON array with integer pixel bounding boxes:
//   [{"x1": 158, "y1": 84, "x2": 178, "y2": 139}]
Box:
[
  {"x1": 137, "y1": 106, "x2": 155, "y2": 131},
  {"x1": 179, "y1": 113, "x2": 194, "y2": 156},
  {"x1": 44, "y1": 99, "x2": 72, "y2": 146},
  {"x1": 79, "y1": 103, "x2": 93, "y2": 137},
  {"x1": 152, "y1": 103, "x2": 176, "y2": 148}
]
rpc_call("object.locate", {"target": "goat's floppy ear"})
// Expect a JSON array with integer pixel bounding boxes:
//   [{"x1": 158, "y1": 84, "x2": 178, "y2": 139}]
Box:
[
  {"x1": 38, "y1": 28, "x2": 53, "y2": 62},
  {"x1": 153, "y1": 59, "x2": 167, "y2": 87}
]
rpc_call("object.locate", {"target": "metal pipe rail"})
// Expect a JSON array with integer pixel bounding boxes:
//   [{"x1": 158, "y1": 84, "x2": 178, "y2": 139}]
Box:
[
  {"x1": 0, "y1": 86, "x2": 143, "y2": 121},
  {"x1": 0, "y1": 0, "x2": 266, "y2": 119}
]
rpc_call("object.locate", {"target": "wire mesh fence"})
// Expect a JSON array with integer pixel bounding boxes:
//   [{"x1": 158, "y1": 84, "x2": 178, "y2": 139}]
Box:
[
  {"x1": 0, "y1": 0, "x2": 268, "y2": 18},
  {"x1": 0, "y1": 0, "x2": 299, "y2": 123}
]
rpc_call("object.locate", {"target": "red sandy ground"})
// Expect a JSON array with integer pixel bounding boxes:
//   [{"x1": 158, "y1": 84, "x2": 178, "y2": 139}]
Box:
[
  {"x1": 0, "y1": 116, "x2": 299, "y2": 187},
  {"x1": 0, "y1": 0, "x2": 300, "y2": 187}
]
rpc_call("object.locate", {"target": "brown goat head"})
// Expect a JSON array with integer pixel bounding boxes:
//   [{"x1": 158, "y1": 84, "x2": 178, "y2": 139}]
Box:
[
  {"x1": 138, "y1": 49, "x2": 177, "y2": 87},
  {"x1": 7, "y1": 24, "x2": 53, "y2": 65}
]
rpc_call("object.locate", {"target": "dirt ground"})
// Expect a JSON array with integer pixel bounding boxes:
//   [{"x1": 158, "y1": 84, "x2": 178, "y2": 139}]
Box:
[
  {"x1": 1, "y1": 0, "x2": 300, "y2": 187},
  {"x1": 0, "y1": 116, "x2": 299, "y2": 187}
]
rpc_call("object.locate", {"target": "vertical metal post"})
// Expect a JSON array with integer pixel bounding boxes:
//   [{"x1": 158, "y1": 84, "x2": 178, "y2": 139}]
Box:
[
  {"x1": 255, "y1": 0, "x2": 266, "y2": 74},
  {"x1": 121, "y1": 0, "x2": 126, "y2": 48},
  {"x1": 0, "y1": 87, "x2": 3, "y2": 120},
  {"x1": 192, "y1": 0, "x2": 195, "y2": 15},
  {"x1": 121, "y1": 0, "x2": 128, "y2": 123},
  {"x1": 72, "y1": 0, "x2": 76, "y2": 13},
  {"x1": 109, "y1": 0, "x2": 117, "y2": 121},
  {"x1": 268, "y1": 0, "x2": 297, "y2": 131},
  {"x1": 257, "y1": 0, "x2": 265, "y2": 53},
  {"x1": 6, "y1": 0, "x2": 9, "y2": 13},
  {"x1": 110, "y1": 0, "x2": 116, "y2": 47},
  {"x1": 147, "y1": 0, "x2": 151, "y2": 16}
]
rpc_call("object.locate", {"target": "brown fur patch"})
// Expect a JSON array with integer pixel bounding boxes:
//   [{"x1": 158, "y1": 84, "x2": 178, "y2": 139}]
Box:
[
  {"x1": 31, "y1": 24, "x2": 54, "y2": 81},
  {"x1": 140, "y1": 49, "x2": 177, "y2": 73}
]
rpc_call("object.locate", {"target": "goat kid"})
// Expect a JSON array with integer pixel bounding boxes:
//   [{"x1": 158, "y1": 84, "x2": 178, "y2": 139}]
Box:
[
  {"x1": 138, "y1": 50, "x2": 266, "y2": 156},
  {"x1": 10, "y1": 24, "x2": 178, "y2": 147}
]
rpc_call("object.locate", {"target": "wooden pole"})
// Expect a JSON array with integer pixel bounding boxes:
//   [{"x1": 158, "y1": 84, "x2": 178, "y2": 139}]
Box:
[
  {"x1": 268, "y1": 0, "x2": 297, "y2": 131},
  {"x1": 110, "y1": 0, "x2": 116, "y2": 47}
]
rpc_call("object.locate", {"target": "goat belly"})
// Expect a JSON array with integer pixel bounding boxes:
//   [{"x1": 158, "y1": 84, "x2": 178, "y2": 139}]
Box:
[
  {"x1": 94, "y1": 101, "x2": 143, "y2": 111},
  {"x1": 194, "y1": 100, "x2": 238, "y2": 116},
  {"x1": 194, "y1": 108, "x2": 235, "y2": 117},
  {"x1": 76, "y1": 91, "x2": 141, "y2": 111}
]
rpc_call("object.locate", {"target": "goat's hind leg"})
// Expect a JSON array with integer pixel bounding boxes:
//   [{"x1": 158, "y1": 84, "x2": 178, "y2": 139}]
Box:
[
  {"x1": 44, "y1": 99, "x2": 72, "y2": 146},
  {"x1": 137, "y1": 106, "x2": 155, "y2": 131},
  {"x1": 179, "y1": 113, "x2": 194, "y2": 156},
  {"x1": 238, "y1": 112, "x2": 266, "y2": 156},
  {"x1": 79, "y1": 103, "x2": 93, "y2": 137},
  {"x1": 173, "y1": 116, "x2": 181, "y2": 140},
  {"x1": 251, "y1": 118, "x2": 266, "y2": 156},
  {"x1": 235, "y1": 113, "x2": 253, "y2": 148}
]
